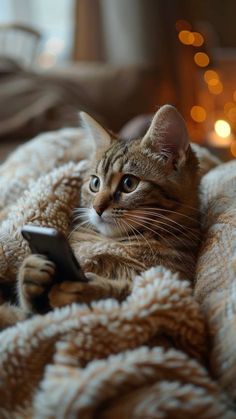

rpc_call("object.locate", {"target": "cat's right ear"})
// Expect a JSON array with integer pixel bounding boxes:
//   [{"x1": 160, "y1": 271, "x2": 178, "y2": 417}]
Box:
[
  {"x1": 80, "y1": 112, "x2": 111, "y2": 152},
  {"x1": 141, "y1": 105, "x2": 189, "y2": 168}
]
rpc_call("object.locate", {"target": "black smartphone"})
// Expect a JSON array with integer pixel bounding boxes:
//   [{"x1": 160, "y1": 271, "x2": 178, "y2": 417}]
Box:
[{"x1": 21, "y1": 225, "x2": 88, "y2": 283}]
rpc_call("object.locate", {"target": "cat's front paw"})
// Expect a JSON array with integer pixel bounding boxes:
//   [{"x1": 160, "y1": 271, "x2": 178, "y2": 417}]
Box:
[
  {"x1": 18, "y1": 254, "x2": 56, "y2": 313},
  {"x1": 48, "y1": 273, "x2": 107, "y2": 308}
]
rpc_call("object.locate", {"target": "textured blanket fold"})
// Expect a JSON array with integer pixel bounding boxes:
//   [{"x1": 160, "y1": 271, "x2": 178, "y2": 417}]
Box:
[
  {"x1": 195, "y1": 159, "x2": 236, "y2": 402},
  {"x1": 0, "y1": 129, "x2": 235, "y2": 418}
]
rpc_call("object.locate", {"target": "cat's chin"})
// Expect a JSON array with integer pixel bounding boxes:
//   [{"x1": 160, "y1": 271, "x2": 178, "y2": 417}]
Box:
[
  {"x1": 95, "y1": 223, "x2": 122, "y2": 238},
  {"x1": 89, "y1": 210, "x2": 123, "y2": 238}
]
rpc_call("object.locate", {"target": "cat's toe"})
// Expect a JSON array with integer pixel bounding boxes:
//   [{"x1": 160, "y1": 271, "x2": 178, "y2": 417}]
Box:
[
  {"x1": 19, "y1": 254, "x2": 55, "y2": 285},
  {"x1": 18, "y1": 254, "x2": 56, "y2": 312}
]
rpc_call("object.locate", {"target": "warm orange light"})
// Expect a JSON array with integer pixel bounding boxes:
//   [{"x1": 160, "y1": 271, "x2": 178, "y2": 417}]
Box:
[
  {"x1": 208, "y1": 78, "x2": 220, "y2": 86},
  {"x1": 190, "y1": 106, "x2": 206, "y2": 122},
  {"x1": 178, "y1": 30, "x2": 194, "y2": 45},
  {"x1": 230, "y1": 141, "x2": 236, "y2": 157},
  {"x1": 175, "y1": 20, "x2": 192, "y2": 32},
  {"x1": 228, "y1": 107, "x2": 236, "y2": 122},
  {"x1": 208, "y1": 81, "x2": 223, "y2": 95},
  {"x1": 224, "y1": 102, "x2": 235, "y2": 115},
  {"x1": 192, "y1": 32, "x2": 204, "y2": 47},
  {"x1": 208, "y1": 120, "x2": 232, "y2": 147},
  {"x1": 215, "y1": 120, "x2": 231, "y2": 138},
  {"x1": 233, "y1": 91, "x2": 236, "y2": 102},
  {"x1": 204, "y1": 70, "x2": 219, "y2": 83},
  {"x1": 204, "y1": 69, "x2": 221, "y2": 89},
  {"x1": 194, "y1": 52, "x2": 210, "y2": 67}
]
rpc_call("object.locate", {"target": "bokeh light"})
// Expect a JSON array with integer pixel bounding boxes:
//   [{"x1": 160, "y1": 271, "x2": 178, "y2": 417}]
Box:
[
  {"x1": 228, "y1": 107, "x2": 236, "y2": 122},
  {"x1": 224, "y1": 102, "x2": 235, "y2": 115},
  {"x1": 192, "y1": 32, "x2": 204, "y2": 47},
  {"x1": 208, "y1": 81, "x2": 223, "y2": 95},
  {"x1": 214, "y1": 120, "x2": 231, "y2": 138},
  {"x1": 204, "y1": 70, "x2": 219, "y2": 83},
  {"x1": 179, "y1": 30, "x2": 194, "y2": 45},
  {"x1": 190, "y1": 106, "x2": 207, "y2": 122},
  {"x1": 194, "y1": 52, "x2": 210, "y2": 67},
  {"x1": 208, "y1": 78, "x2": 220, "y2": 86}
]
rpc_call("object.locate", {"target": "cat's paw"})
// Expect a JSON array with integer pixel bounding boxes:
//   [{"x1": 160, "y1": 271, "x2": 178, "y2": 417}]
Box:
[
  {"x1": 18, "y1": 254, "x2": 56, "y2": 313},
  {"x1": 48, "y1": 273, "x2": 106, "y2": 308}
]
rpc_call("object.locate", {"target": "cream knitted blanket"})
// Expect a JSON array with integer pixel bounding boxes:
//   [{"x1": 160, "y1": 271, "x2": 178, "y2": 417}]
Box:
[{"x1": 0, "y1": 129, "x2": 234, "y2": 418}]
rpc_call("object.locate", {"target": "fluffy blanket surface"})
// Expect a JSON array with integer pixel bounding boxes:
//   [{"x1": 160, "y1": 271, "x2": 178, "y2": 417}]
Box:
[{"x1": 0, "y1": 129, "x2": 235, "y2": 418}]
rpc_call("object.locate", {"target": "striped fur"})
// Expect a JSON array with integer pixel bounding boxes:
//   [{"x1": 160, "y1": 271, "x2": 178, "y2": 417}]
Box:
[{"x1": 69, "y1": 106, "x2": 201, "y2": 302}]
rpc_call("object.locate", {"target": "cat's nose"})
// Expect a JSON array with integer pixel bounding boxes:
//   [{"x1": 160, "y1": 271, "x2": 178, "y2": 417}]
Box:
[{"x1": 93, "y1": 206, "x2": 105, "y2": 216}]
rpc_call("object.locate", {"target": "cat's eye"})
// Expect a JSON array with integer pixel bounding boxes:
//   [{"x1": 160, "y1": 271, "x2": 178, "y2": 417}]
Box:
[
  {"x1": 120, "y1": 175, "x2": 139, "y2": 193},
  {"x1": 89, "y1": 176, "x2": 100, "y2": 192}
]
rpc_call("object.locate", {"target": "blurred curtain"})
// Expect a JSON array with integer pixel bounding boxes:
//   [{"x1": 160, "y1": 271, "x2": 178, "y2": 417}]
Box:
[
  {"x1": 73, "y1": 0, "x2": 105, "y2": 61},
  {"x1": 72, "y1": 0, "x2": 200, "y2": 121},
  {"x1": 73, "y1": 0, "x2": 164, "y2": 66}
]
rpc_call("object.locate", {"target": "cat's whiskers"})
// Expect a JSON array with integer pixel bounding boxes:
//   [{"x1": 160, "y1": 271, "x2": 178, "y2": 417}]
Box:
[
  {"x1": 126, "y1": 216, "x2": 187, "y2": 267},
  {"x1": 72, "y1": 213, "x2": 88, "y2": 222},
  {"x1": 127, "y1": 213, "x2": 194, "y2": 251},
  {"x1": 137, "y1": 211, "x2": 199, "y2": 237},
  {"x1": 129, "y1": 214, "x2": 197, "y2": 251},
  {"x1": 68, "y1": 219, "x2": 92, "y2": 239},
  {"x1": 115, "y1": 218, "x2": 131, "y2": 246},
  {"x1": 72, "y1": 207, "x2": 89, "y2": 220},
  {"x1": 121, "y1": 217, "x2": 155, "y2": 258},
  {"x1": 73, "y1": 207, "x2": 89, "y2": 216},
  {"x1": 113, "y1": 211, "x2": 140, "y2": 242},
  {"x1": 128, "y1": 210, "x2": 199, "y2": 242},
  {"x1": 126, "y1": 216, "x2": 186, "y2": 265},
  {"x1": 135, "y1": 207, "x2": 200, "y2": 224},
  {"x1": 154, "y1": 213, "x2": 199, "y2": 241},
  {"x1": 125, "y1": 215, "x2": 171, "y2": 254},
  {"x1": 122, "y1": 219, "x2": 139, "y2": 247},
  {"x1": 114, "y1": 214, "x2": 140, "y2": 248}
]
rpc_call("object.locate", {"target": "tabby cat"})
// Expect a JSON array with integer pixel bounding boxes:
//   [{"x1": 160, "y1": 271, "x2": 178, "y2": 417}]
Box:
[{"x1": 17, "y1": 105, "x2": 200, "y2": 315}]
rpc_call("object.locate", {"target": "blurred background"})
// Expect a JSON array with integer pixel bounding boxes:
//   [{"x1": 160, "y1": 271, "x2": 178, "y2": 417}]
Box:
[{"x1": 1, "y1": 0, "x2": 236, "y2": 160}]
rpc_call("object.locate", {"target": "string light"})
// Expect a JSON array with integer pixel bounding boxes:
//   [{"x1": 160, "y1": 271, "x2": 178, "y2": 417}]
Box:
[
  {"x1": 178, "y1": 30, "x2": 194, "y2": 45},
  {"x1": 204, "y1": 70, "x2": 219, "y2": 83},
  {"x1": 214, "y1": 120, "x2": 231, "y2": 138},
  {"x1": 194, "y1": 52, "x2": 210, "y2": 67},
  {"x1": 224, "y1": 102, "x2": 235, "y2": 115},
  {"x1": 178, "y1": 29, "x2": 204, "y2": 47},
  {"x1": 228, "y1": 107, "x2": 236, "y2": 122},
  {"x1": 190, "y1": 106, "x2": 206, "y2": 122},
  {"x1": 176, "y1": 20, "x2": 235, "y2": 155},
  {"x1": 192, "y1": 32, "x2": 204, "y2": 47},
  {"x1": 208, "y1": 81, "x2": 223, "y2": 95}
]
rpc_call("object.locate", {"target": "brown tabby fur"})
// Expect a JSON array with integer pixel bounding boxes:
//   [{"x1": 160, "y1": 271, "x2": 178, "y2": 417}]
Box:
[{"x1": 16, "y1": 105, "x2": 201, "y2": 315}]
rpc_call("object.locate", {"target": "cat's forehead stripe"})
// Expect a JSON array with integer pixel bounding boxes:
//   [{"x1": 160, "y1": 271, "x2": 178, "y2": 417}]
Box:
[
  {"x1": 97, "y1": 142, "x2": 128, "y2": 176},
  {"x1": 110, "y1": 152, "x2": 125, "y2": 167},
  {"x1": 101, "y1": 148, "x2": 112, "y2": 172}
]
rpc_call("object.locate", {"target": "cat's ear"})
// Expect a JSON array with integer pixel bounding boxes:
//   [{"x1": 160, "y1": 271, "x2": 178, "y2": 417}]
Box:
[
  {"x1": 141, "y1": 105, "x2": 189, "y2": 168},
  {"x1": 80, "y1": 112, "x2": 111, "y2": 151}
]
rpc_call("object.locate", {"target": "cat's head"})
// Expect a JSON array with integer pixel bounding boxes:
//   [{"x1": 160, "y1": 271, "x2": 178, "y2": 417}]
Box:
[{"x1": 78, "y1": 105, "x2": 199, "y2": 238}]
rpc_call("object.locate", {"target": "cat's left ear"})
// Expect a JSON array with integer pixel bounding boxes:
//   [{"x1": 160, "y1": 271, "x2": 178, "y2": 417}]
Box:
[
  {"x1": 141, "y1": 105, "x2": 189, "y2": 168},
  {"x1": 80, "y1": 112, "x2": 111, "y2": 152}
]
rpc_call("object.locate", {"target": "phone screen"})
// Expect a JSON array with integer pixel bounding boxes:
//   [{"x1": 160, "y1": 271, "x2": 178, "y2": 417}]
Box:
[{"x1": 21, "y1": 225, "x2": 88, "y2": 282}]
